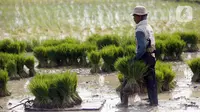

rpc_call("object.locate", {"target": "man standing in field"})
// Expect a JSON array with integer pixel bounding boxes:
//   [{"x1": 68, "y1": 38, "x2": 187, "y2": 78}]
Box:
[{"x1": 117, "y1": 6, "x2": 158, "y2": 107}]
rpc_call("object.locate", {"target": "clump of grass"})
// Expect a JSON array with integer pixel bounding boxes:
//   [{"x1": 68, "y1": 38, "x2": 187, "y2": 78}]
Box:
[
  {"x1": 164, "y1": 36, "x2": 185, "y2": 60},
  {"x1": 0, "y1": 39, "x2": 26, "y2": 54},
  {"x1": 187, "y1": 58, "x2": 200, "y2": 82},
  {"x1": 101, "y1": 45, "x2": 123, "y2": 72},
  {"x1": 88, "y1": 51, "x2": 101, "y2": 73},
  {"x1": 175, "y1": 32, "x2": 199, "y2": 52},
  {"x1": 34, "y1": 46, "x2": 48, "y2": 68},
  {"x1": 155, "y1": 40, "x2": 165, "y2": 60},
  {"x1": 29, "y1": 71, "x2": 82, "y2": 108},
  {"x1": 0, "y1": 70, "x2": 11, "y2": 97},
  {"x1": 155, "y1": 61, "x2": 176, "y2": 92},
  {"x1": 123, "y1": 45, "x2": 136, "y2": 57},
  {"x1": 25, "y1": 56, "x2": 36, "y2": 77},
  {"x1": 16, "y1": 55, "x2": 29, "y2": 78},
  {"x1": 25, "y1": 39, "x2": 40, "y2": 52},
  {"x1": 6, "y1": 61, "x2": 20, "y2": 80},
  {"x1": 96, "y1": 34, "x2": 120, "y2": 50},
  {"x1": 115, "y1": 56, "x2": 148, "y2": 94}
]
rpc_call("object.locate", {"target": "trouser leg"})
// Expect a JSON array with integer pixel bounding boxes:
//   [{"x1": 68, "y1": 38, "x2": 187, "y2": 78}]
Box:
[{"x1": 145, "y1": 66, "x2": 158, "y2": 105}]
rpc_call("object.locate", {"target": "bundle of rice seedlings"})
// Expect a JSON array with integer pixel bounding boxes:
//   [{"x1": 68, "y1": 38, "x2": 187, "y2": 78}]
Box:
[
  {"x1": 0, "y1": 70, "x2": 11, "y2": 97},
  {"x1": 78, "y1": 43, "x2": 97, "y2": 67},
  {"x1": 96, "y1": 34, "x2": 120, "y2": 50},
  {"x1": 187, "y1": 58, "x2": 200, "y2": 82},
  {"x1": 101, "y1": 45, "x2": 123, "y2": 72},
  {"x1": 25, "y1": 56, "x2": 36, "y2": 77},
  {"x1": 0, "y1": 39, "x2": 12, "y2": 52},
  {"x1": 16, "y1": 55, "x2": 28, "y2": 78},
  {"x1": 46, "y1": 47, "x2": 59, "y2": 68},
  {"x1": 29, "y1": 71, "x2": 82, "y2": 108},
  {"x1": 33, "y1": 46, "x2": 48, "y2": 68},
  {"x1": 155, "y1": 61, "x2": 176, "y2": 91},
  {"x1": 155, "y1": 40, "x2": 165, "y2": 60},
  {"x1": 88, "y1": 51, "x2": 101, "y2": 73},
  {"x1": 164, "y1": 36, "x2": 185, "y2": 60},
  {"x1": 6, "y1": 61, "x2": 20, "y2": 80},
  {"x1": 123, "y1": 45, "x2": 136, "y2": 57},
  {"x1": 175, "y1": 32, "x2": 199, "y2": 52},
  {"x1": 115, "y1": 56, "x2": 148, "y2": 95}
]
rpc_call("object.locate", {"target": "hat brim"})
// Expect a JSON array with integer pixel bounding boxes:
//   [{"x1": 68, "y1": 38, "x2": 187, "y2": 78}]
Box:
[{"x1": 131, "y1": 12, "x2": 149, "y2": 16}]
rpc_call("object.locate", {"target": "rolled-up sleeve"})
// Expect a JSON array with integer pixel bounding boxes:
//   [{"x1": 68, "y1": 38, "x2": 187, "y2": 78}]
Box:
[{"x1": 135, "y1": 31, "x2": 146, "y2": 60}]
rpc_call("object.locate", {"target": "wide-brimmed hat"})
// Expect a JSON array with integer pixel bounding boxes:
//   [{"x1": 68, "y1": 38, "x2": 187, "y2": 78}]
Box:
[{"x1": 132, "y1": 6, "x2": 148, "y2": 16}]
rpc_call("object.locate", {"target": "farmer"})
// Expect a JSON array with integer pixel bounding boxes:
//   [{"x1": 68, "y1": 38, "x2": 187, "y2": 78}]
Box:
[{"x1": 117, "y1": 6, "x2": 158, "y2": 107}]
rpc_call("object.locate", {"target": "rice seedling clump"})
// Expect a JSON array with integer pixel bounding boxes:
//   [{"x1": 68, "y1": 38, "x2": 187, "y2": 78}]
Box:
[
  {"x1": 29, "y1": 71, "x2": 82, "y2": 108},
  {"x1": 188, "y1": 58, "x2": 200, "y2": 82}
]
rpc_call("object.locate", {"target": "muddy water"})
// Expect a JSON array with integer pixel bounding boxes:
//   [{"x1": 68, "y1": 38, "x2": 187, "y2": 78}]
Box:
[{"x1": 1, "y1": 52, "x2": 200, "y2": 112}]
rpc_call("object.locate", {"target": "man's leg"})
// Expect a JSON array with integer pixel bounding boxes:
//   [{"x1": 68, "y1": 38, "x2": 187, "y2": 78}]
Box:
[{"x1": 145, "y1": 66, "x2": 158, "y2": 106}]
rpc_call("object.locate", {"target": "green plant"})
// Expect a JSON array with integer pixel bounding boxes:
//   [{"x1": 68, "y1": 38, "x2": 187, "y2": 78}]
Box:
[
  {"x1": 34, "y1": 46, "x2": 48, "y2": 68},
  {"x1": 88, "y1": 51, "x2": 101, "y2": 73},
  {"x1": 164, "y1": 37, "x2": 185, "y2": 60},
  {"x1": 0, "y1": 39, "x2": 12, "y2": 52},
  {"x1": 176, "y1": 32, "x2": 199, "y2": 52},
  {"x1": 25, "y1": 56, "x2": 36, "y2": 77},
  {"x1": 6, "y1": 61, "x2": 18, "y2": 78},
  {"x1": 96, "y1": 34, "x2": 120, "y2": 49},
  {"x1": 29, "y1": 71, "x2": 82, "y2": 108},
  {"x1": 188, "y1": 58, "x2": 200, "y2": 82},
  {"x1": 155, "y1": 61, "x2": 175, "y2": 92},
  {"x1": 123, "y1": 45, "x2": 136, "y2": 57},
  {"x1": 0, "y1": 70, "x2": 10, "y2": 97},
  {"x1": 16, "y1": 55, "x2": 28, "y2": 78},
  {"x1": 115, "y1": 56, "x2": 148, "y2": 94},
  {"x1": 155, "y1": 40, "x2": 165, "y2": 60},
  {"x1": 101, "y1": 45, "x2": 123, "y2": 72}
]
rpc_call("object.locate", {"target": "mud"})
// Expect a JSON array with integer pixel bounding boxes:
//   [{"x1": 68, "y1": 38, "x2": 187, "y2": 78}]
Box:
[{"x1": 1, "y1": 52, "x2": 200, "y2": 112}]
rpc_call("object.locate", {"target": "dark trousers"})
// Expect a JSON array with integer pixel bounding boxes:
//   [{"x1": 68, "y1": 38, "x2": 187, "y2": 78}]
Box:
[{"x1": 142, "y1": 53, "x2": 158, "y2": 105}]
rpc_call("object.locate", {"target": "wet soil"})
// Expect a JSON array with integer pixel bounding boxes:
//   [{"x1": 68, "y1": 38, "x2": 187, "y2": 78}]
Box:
[{"x1": 1, "y1": 52, "x2": 200, "y2": 112}]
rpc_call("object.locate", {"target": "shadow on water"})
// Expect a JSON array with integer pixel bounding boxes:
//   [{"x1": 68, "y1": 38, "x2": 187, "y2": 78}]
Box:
[{"x1": 1, "y1": 52, "x2": 200, "y2": 112}]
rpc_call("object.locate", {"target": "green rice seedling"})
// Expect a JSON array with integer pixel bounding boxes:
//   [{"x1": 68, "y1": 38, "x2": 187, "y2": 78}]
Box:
[
  {"x1": 19, "y1": 41, "x2": 27, "y2": 53},
  {"x1": 119, "y1": 36, "x2": 135, "y2": 48},
  {"x1": 164, "y1": 36, "x2": 186, "y2": 60},
  {"x1": 155, "y1": 61, "x2": 175, "y2": 91},
  {"x1": 6, "y1": 42, "x2": 21, "y2": 54},
  {"x1": 33, "y1": 46, "x2": 48, "y2": 68},
  {"x1": 25, "y1": 39, "x2": 40, "y2": 52},
  {"x1": 6, "y1": 61, "x2": 20, "y2": 80},
  {"x1": 155, "y1": 33, "x2": 170, "y2": 41},
  {"x1": 155, "y1": 40, "x2": 165, "y2": 60},
  {"x1": 0, "y1": 70, "x2": 10, "y2": 97},
  {"x1": 29, "y1": 71, "x2": 81, "y2": 108},
  {"x1": 96, "y1": 34, "x2": 120, "y2": 50},
  {"x1": 79, "y1": 43, "x2": 97, "y2": 67},
  {"x1": 46, "y1": 47, "x2": 59, "y2": 68},
  {"x1": 187, "y1": 58, "x2": 200, "y2": 82},
  {"x1": 25, "y1": 56, "x2": 36, "y2": 77},
  {"x1": 41, "y1": 39, "x2": 63, "y2": 47},
  {"x1": 85, "y1": 34, "x2": 102, "y2": 45},
  {"x1": 0, "y1": 39, "x2": 12, "y2": 53},
  {"x1": 88, "y1": 51, "x2": 101, "y2": 73},
  {"x1": 115, "y1": 56, "x2": 148, "y2": 94},
  {"x1": 101, "y1": 45, "x2": 123, "y2": 72},
  {"x1": 175, "y1": 32, "x2": 199, "y2": 52},
  {"x1": 123, "y1": 45, "x2": 136, "y2": 57},
  {"x1": 64, "y1": 37, "x2": 80, "y2": 44},
  {"x1": 155, "y1": 70, "x2": 164, "y2": 92},
  {"x1": 162, "y1": 68, "x2": 176, "y2": 91},
  {"x1": 16, "y1": 55, "x2": 29, "y2": 78}
]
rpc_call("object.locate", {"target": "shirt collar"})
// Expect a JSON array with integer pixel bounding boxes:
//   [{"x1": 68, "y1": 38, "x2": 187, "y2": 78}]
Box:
[{"x1": 136, "y1": 20, "x2": 148, "y2": 28}]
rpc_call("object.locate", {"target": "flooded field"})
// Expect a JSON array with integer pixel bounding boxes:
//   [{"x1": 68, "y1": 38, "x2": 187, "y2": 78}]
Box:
[{"x1": 0, "y1": 52, "x2": 200, "y2": 112}]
